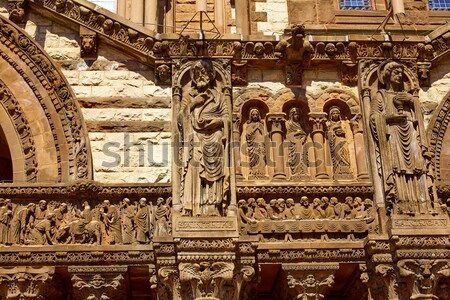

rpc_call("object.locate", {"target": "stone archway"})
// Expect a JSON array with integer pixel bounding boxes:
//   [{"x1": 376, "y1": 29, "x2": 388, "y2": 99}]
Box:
[{"x1": 0, "y1": 15, "x2": 91, "y2": 183}]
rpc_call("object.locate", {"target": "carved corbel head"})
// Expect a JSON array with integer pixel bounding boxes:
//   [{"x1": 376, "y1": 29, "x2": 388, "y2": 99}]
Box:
[
  {"x1": 8, "y1": 0, "x2": 27, "y2": 24},
  {"x1": 80, "y1": 26, "x2": 97, "y2": 59}
]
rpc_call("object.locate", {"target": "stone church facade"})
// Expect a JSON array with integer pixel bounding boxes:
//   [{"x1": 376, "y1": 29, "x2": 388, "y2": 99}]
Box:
[{"x1": 0, "y1": 0, "x2": 449, "y2": 299}]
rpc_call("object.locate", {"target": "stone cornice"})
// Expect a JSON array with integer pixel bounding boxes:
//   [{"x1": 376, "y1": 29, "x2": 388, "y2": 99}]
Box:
[{"x1": 22, "y1": 0, "x2": 450, "y2": 68}]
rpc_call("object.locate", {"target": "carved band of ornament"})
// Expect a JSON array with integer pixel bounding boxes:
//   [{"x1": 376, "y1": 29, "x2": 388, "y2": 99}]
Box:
[
  {"x1": 178, "y1": 239, "x2": 235, "y2": 250},
  {"x1": 178, "y1": 254, "x2": 235, "y2": 262},
  {"x1": 29, "y1": 0, "x2": 155, "y2": 59},
  {"x1": 0, "y1": 16, "x2": 88, "y2": 180},
  {"x1": 156, "y1": 258, "x2": 177, "y2": 266},
  {"x1": 397, "y1": 250, "x2": 450, "y2": 259},
  {"x1": 0, "y1": 80, "x2": 37, "y2": 182},
  {"x1": 68, "y1": 266, "x2": 128, "y2": 274},
  {"x1": 396, "y1": 237, "x2": 450, "y2": 248},
  {"x1": 0, "y1": 251, "x2": 154, "y2": 264},
  {"x1": 0, "y1": 183, "x2": 171, "y2": 197},
  {"x1": 430, "y1": 96, "x2": 450, "y2": 181},
  {"x1": 371, "y1": 254, "x2": 394, "y2": 263},
  {"x1": 392, "y1": 219, "x2": 448, "y2": 227},
  {"x1": 236, "y1": 185, "x2": 373, "y2": 195},
  {"x1": 244, "y1": 220, "x2": 368, "y2": 234},
  {"x1": 282, "y1": 263, "x2": 339, "y2": 271},
  {"x1": 177, "y1": 220, "x2": 235, "y2": 231},
  {"x1": 258, "y1": 249, "x2": 365, "y2": 262}
]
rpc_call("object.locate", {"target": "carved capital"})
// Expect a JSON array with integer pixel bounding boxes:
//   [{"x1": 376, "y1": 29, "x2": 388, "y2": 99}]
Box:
[
  {"x1": 231, "y1": 62, "x2": 248, "y2": 86},
  {"x1": 179, "y1": 262, "x2": 234, "y2": 300},
  {"x1": 267, "y1": 113, "x2": 286, "y2": 135},
  {"x1": 156, "y1": 266, "x2": 182, "y2": 300},
  {"x1": 375, "y1": 264, "x2": 400, "y2": 300},
  {"x1": 68, "y1": 266, "x2": 127, "y2": 300},
  {"x1": 308, "y1": 113, "x2": 328, "y2": 133},
  {"x1": 233, "y1": 265, "x2": 257, "y2": 300},
  {"x1": 350, "y1": 113, "x2": 363, "y2": 134},
  {"x1": 398, "y1": 259, "x2": 450, "y2": 300},
  {"x1": 0, "y1": 266, "x2": 55, "y2": 300},
  {"x1": 283, "y1": 263, "x2": 338, "y2": 300}
]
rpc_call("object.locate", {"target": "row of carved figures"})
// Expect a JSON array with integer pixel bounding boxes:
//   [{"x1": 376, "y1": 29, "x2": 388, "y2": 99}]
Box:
[
  {"x1": 0, "y1": 197, "x2": 171, "y2": 246},
  {"x1": 238, "y1": 196, "x2": 376, "y2": 224},
  {"x1": 235, "y1": 105, "x2": 368, "y2": 181}
]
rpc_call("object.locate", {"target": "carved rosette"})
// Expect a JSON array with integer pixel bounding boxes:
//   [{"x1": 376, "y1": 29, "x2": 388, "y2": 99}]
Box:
[
  {"x1": 0, "y1": 266, "x2": 55, "y2": 300},
  {"x1": 68, "y1": 266, "x2": 127, "y2": 300}
]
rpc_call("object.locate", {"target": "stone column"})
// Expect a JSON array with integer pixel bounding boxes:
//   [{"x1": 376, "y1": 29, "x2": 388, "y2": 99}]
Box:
[
  {"x1": 215, "y1": 0, "x2": 225, "y2": 33},
  {"x1": 309, "y1": 113, "x2": 329, "y2": 179},
  {"x1": 144, "y1": 0, "x2": 158, "y2": 31},
  {"x1": 350, "y1": 114, "x2": 369, "y2": 179},
  {"x1": 0, "y1": 266, "x2": 55, "y2": 300},
  {"x1": 267, "y1": 113, "x2": 287, "y2": 180},
  {"x1": 235, "y1": 0, "x2": 250, "y2": 35},
  {"x1": 130, "y1": 0, "x2": 144, "y2": 26},
  {"x1": 233, "y1": 113, "x2": 243, "y2": 179},
  {"x1": 117, "y1": 0, "x2": 126, "y2": 18},
  {"x1": 69, "y1": 266, "x2": 127, "y2": 300}
]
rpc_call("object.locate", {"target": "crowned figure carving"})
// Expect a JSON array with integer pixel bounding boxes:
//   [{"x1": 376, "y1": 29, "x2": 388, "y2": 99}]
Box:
[
  {"x1": 177, "y1": 59, "x2": 231, "y2": 217},
  {"x1": 369, "y1": 61, "x2": 434, "y2": 214}
]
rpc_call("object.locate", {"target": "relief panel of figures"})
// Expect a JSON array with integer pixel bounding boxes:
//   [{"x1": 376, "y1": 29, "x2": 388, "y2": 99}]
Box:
[
  {"x1": 234, "y1": 91, "x2": 368, "y2": 182},
  {"x1": 0, "y1": 197, "x2": 171, "y2": 246}
]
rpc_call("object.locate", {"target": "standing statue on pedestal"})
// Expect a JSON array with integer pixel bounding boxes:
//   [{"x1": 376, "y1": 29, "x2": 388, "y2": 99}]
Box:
[
  {"x1": 286, "y1": 107, "x2": 308, "y2": 179},
  {"x1": 370, "y1": 61, "x2": 433, "y2": 214},
  {"x1": 178, "y1": 59, "x2": 230, "y2": 217},
  {"x1": 242, "y1": 107, "x2": 267, "y2": 179},
  {"x1": 327, "y1": 106, "x2": 352, "y2": 179}
]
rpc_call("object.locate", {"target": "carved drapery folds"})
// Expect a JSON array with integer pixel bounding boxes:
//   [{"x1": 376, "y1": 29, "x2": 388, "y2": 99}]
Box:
[
  {"x1": 0, "y1": 266, "x2": 54, "y2": 300},
  {"x1": 172, "y1": 59, "x2": 234, "y2": 217},
  {"x1": 233, "y1": 88, "x2": 366, "y2": 182},
  {"x1": 0, "y1": 196, "x2": 171, "y2": 246},
  {"x1": 69, "y1": 266, "x2": 127, "y2": 300},
  {"x1": 363, "y1": 60, "x2": 437, "y2": 215}
]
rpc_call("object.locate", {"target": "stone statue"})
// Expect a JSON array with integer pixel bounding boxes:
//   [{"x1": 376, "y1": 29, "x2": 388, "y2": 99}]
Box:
[
  {"x1": 370, "y1": 61, "x2": 433, "y2": 214},
  {"x1": 242, "y1": 107, "x2": 267, "y2": 179},
  {"x1": 286, "y1": 107, "x2": 308, "y2": 179},
  {"x1": 154, "y1": 197, "x2": 171, "y2": 237},
  {"x1": 178, "y1": 59, "x2": 230, "y2": 217},
  {"x1": 102, "y1": 200, "x2": 122, "y2": 245},
  {"x1": 121, "y1": 198, "x2": 135, "y2": 244},
  {"x1": 327, "y1": 106, "x2": 352, "y2": 179},
  {"x1": 135, "y1": 197, "x2": 151, "y2": 244}
]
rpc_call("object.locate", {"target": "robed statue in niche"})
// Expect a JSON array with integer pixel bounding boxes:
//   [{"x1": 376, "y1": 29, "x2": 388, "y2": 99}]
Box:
[
  {"x1": 327, "y1": 106, "x2": 352, "y2": 179},
  {"x1": 241, "y1": 107, "x2": 267, "y2": 179},
  {"x1": 285, "y1": 107, "x2": 309, "y2": 179},
  {"x1": 370, "y1": 61, "x2": 433, "y2": 214},
  {"x1": 177, "y1": 60, "x2": 230, "y2": 217}
]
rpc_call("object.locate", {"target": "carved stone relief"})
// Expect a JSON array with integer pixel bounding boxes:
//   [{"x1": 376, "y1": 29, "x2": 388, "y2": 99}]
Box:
[
  {"x1": 0, "y1": 266, "x2": 55, "y2": 300},
  {"x1": 0, "y1": 196, "x2": 171, "y2": 246},
  {"x1": 172, "y1": 59, "x2": 234, "y2": 217},
  {"x1": 69, "y1": 266, "x2": 127, "y2": 300},
  {"x1": 364, "y1": 60, "x2": 438, "y2": 215}
]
